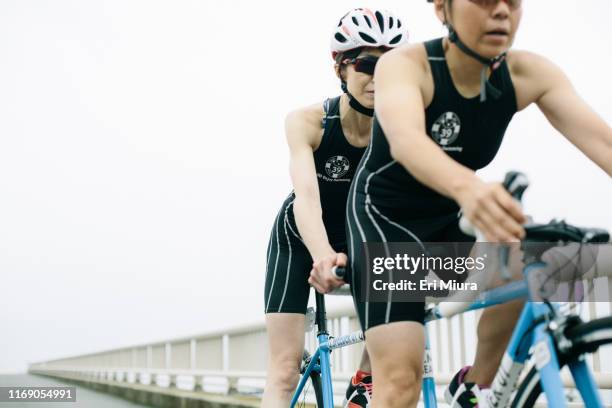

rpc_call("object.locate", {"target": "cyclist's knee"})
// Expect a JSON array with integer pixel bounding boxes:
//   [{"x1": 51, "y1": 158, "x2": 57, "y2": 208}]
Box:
[
  {"x1": 387, "y1": 367, "x2": 422, "y2": 392},
  {"x1": 375, "y1": 367, "x2": 422, "y2": 407},
  {"x1": 264, "y1": 313, "x2": 305, "y2": 393},
  {"x1": 374, "y1": 352, "x2": 423, "y2": 405},
  {"x1": 266, "y1": 356, "x2": 301, "y2": 393},
  {"x1": 365, "y1": 321, "x2": 425, "y2": 406}
]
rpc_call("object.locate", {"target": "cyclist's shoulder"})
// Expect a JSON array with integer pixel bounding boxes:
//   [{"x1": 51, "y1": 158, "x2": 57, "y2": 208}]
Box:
[
  {"x1": 507, "y1": 49, "x2": 564, "y2": 82},
  {"x1": 376, "y1": 43, "x2": 430, "y2": 89},
  {"x1": 285, "y1": 100, "x2": 327, "y2": 148},
  {"x1": 507, "y1": 49, "x2": 570, "y2": 109},
  {"x1": 285, "y1": 100, "x2": 328, "y2": 130}
]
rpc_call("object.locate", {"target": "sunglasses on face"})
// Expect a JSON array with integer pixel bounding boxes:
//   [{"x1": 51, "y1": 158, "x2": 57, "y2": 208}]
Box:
[
  {"x1": 343, "y1": 56, "x2": 379, "y2": 76},
  {"x1": 468, "y1": 0, "x2": 522, "y2": 10}
]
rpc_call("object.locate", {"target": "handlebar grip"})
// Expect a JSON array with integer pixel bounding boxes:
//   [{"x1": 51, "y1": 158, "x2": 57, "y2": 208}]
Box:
[{"x1": 332, "y1": 266, "x2": 347, "y2": 281}]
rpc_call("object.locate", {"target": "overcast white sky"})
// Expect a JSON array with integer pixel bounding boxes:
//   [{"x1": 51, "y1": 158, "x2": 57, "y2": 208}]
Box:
[{"x1": 0, "y1": 0, "x2": 611, "y2": 373}]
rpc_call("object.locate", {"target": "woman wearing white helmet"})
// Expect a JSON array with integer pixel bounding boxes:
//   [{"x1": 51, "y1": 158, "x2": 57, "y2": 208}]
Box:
[{"x1": 262, "y1": 8, "x2": 408, "y2": 408}]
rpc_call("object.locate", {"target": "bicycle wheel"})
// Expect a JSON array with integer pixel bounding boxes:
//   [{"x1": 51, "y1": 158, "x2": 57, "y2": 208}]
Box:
[
  {"x1": 296, "y1": 350, "x2": 324, "y2": 407},
  {"x1": 511, "y1": 316, "x2": 612, "y2": 407},
  {"x1": 308, "y1": 370, "x2": 325, "y2": 407}
]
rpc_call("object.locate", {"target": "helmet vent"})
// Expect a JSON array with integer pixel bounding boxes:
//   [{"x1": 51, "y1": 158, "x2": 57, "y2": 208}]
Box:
[
  {"x1": 389, "y1": 34, "x2": 403, "y2": 45},
  {"x1": 389, "y1": 17, "x2": 394, "y2": 29},
  {"x1": 364, "y1": 15, "x2": 372, "y2": 28},
  {"x1": 335, "y1": 33, "x2": 348, "y2": 43},
  {"x1": 359, "y1": 32, "x2": 377, "y2": 44},
  {"x1": 352, "y1": 16, "x2": 359, "y2": 26},
  {"x1": 375, "y1": 11, "x2": 385, "y2": 33}
]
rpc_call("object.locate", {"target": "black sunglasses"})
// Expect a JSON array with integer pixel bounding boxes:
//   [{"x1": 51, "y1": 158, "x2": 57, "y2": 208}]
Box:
[{"x1": 343, "y1": 56, "x2": 379, "y2": 76}]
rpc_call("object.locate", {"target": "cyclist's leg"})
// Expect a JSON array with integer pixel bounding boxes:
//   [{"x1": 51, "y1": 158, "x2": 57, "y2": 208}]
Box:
[
  {"x1": 334, "y1": 235, "x2": 373, "y2": 407},
  {"x1": 364, "y1": 313, "x2": 426, "y2": 407},
  {"x1": 352, "y1": 252, "x2": 426, "y2": 407},
  {"x1": 350, "y1": 241, "x2": 425, "y2": 407},
  {"x1": 347, "y1": 192, "x2": 429, "y2": 407},
  {"x1": 465, "y1": 246, "x2": 524, "y2": 385},
  {"x1": 262, "y1": 313, "x2": 306, "y2": 407},
  {"x1": 346, "y1": 348, "x2": 372, "y2": 379},
  {"x1": 439, "y1": 221, "x2": 524, "y2": 388},
  {"x1": 367, "y1": 322, "x2": 425, "y2": 407},
  {"x1": 467, "y1": 299, "x2": 524, "y2": 384},
  {"x1": 262, "y1": 212, "x2": 313, "y2": 407},
  {"x1": 357, "y1": 348, "x2": 371, "y2": 372}
]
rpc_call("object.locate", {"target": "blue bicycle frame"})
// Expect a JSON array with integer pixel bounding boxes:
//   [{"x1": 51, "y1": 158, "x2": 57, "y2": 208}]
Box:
[
  {"x1": 422, "y1": 261, "x2": 604, "y2": 408},
  {"x1": 290, "y1": 288, "x2": 367, "y2": 407},
  {"x1": 290, "y1": 331, "x2": 334, "y2": 407},
  {"x1": 291, "y1": 260, "x2": 604, "y2": 407}
]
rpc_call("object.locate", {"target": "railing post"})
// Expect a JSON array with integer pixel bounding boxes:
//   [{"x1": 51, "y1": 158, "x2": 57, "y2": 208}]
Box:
[
  {"x1": 222, "y1": 334, "x2": 230, "y2": 372},
  {"x1": 190, "y1": 339, "x2": 196, "y2": 370},
  {"x1": 340, "y1": 316, "x2": 350, "y2": 373},
  {"x1": 222, "y1": 334, "x2": 237, "y2": 394},
  {"x1": 197, "y1": 375, "x2": 205, "y2": 392},
  {"x1": 165, "y1": 342, "x2": 171, "y2": 370},
  {"x1": 146, "y1": 346, "x2": 152, "y2": 369}
]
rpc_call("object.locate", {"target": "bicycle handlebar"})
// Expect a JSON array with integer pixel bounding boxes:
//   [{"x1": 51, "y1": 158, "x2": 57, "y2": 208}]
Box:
[
  {"x1": 446, "y1": 172, "x2": 530, "y2": 317},
  {"x1": 327, "y1": 172, "x2": 609, "y2": 317},
  {"x1": 459, "y1": 170, "x2": 529, "y2": 238},
  {"x1": 441, "y1": 171, "x2": 610, "y2": 319},
  {"x1": 332, "y1": 266, "x2": 347, "y2": 281},
  {"x1": 325, "y1": 266, "x2": 351, "y2": 296},
  {"x1": 442, "y1": 172, "x2": 530, "y2": 317}
]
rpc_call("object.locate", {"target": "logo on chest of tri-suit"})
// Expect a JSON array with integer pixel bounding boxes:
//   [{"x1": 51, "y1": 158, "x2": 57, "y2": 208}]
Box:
[
  {"x1": 431, "y1": 112, "x2": 463, "y2": 152},
  {"x1": 324, "y1": 155, "x2": 350, "y2": 179}
]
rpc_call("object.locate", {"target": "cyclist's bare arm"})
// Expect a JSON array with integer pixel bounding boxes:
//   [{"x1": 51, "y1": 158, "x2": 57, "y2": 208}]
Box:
[
  {"x1": 285, "y1": 105, "x2": 337, "y2": 261},
  {"x1": 510, "y1": 50, "x2": 612, "y2": 176},
  {"x1": 375, "y1": 46, "x2": 524, "y2": 242},
  {"x1": 286, "y1": 106, "x2": 346, "y2": 292}
]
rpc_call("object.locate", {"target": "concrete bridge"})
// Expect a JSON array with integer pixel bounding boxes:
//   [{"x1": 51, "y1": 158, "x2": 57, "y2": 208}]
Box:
[{"x1": 28, "y1": 298, "x2": 612, "y2": 407}]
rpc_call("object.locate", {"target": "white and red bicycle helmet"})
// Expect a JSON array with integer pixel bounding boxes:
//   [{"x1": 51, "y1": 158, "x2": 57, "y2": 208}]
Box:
[{"x1": 331, "y1": 8, "x2": 409, "y2": 59}]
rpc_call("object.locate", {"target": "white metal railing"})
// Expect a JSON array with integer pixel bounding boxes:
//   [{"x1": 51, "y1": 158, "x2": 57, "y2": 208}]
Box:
[{"x1": 29, "y1": 298, "x2": 612, "y2": 405}]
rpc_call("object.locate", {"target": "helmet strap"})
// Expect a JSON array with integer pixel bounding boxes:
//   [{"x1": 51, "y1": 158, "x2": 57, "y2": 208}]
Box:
[
  {"x1": 341, "y1": 81, "x2": 374, "y2": 117},
  {"x1": 446, "y1": 24, "x2": 506, "y2": 102}
]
